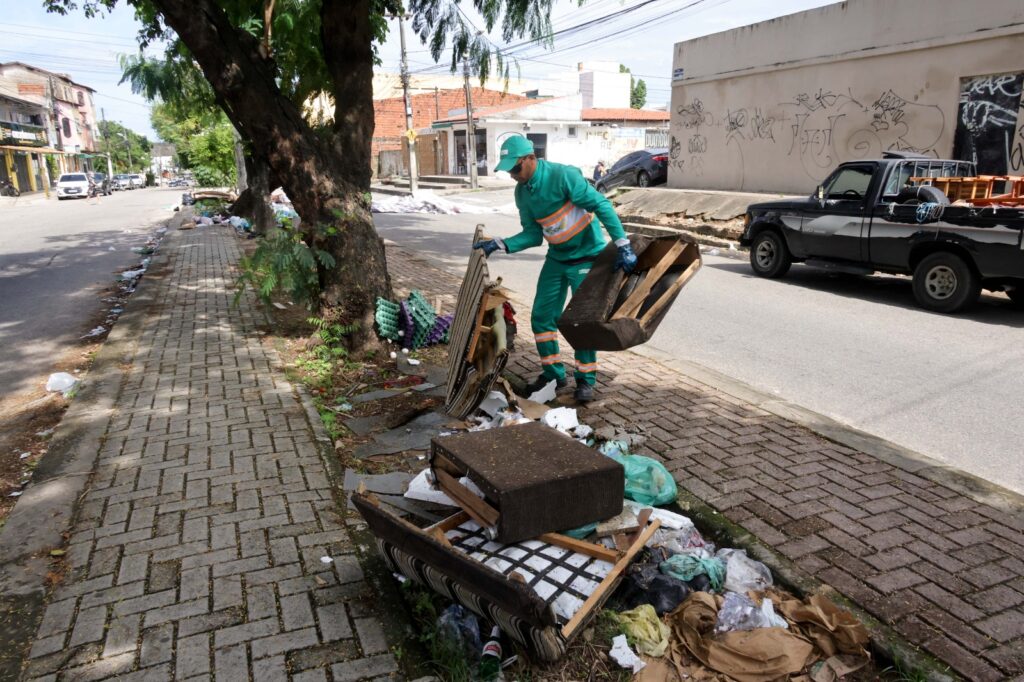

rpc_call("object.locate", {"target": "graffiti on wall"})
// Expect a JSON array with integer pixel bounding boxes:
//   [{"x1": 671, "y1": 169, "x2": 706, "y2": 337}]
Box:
[
  {"x1": 670, "y1": 85, "x2": 948, "y2": 187},
  {"x1": 952, "y1": 73, "x2": 1024, "y2": 175}
]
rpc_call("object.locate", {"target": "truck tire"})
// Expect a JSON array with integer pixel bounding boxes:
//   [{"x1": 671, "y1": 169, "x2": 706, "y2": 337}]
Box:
[
  {"x1": 912, "y1": 252, "x2": 980, "y2": 313},
  {"x1": 749, "y1": 230, "x2": 792, "y2": 278},
  {"x1": 1006, "y1": 286, "x2": 1024, "y2": 309}
]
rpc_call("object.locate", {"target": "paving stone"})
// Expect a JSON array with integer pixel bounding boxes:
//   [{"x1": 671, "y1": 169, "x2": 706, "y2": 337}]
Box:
[
  {"x1": 354, "y1": 617, "x2": 389, "y2": 655},
  {"x1": 332, "y1": 653, "x2": 399, "y2": 682},
  {"x1": 140, "y1": 623, "x2": 175, "y2": 667}
]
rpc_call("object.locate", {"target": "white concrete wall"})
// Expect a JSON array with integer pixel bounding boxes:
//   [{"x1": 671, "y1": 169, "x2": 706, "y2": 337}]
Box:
[{"x1": 668, "y1": 0, "x2": 1024, "y2": 193}]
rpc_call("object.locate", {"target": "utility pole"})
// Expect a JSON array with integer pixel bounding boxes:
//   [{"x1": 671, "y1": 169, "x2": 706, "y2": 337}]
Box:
[
  {"x1": 463, "y1": 59, "x2": 478, "y2": 189},
  {"x1": 434, "y1": 86, "x2": 442, "y2": 175},
  {"x1": 100, "y1": 108, "x2": 113, "y2": 178},
  {"x1": 397, "y1": 14, "x2": 418, "y2": 193}
]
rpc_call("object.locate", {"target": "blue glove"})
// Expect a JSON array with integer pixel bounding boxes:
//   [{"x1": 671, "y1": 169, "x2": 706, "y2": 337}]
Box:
[
  {"x1": 473, "y1": 239, "x2": 502, "y2": 257},
  {"x1": 615, "y1": 242, "x2": 638, "y2": 273}
]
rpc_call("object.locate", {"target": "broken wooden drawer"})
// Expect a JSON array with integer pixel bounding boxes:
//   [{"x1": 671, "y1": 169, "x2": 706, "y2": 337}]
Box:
[
  {"x1": 429, "y1": 422, "x2": 624, "y2": 544},
  {"x1": 559, "y1": 233, "x2": 702, "y2": 351}
]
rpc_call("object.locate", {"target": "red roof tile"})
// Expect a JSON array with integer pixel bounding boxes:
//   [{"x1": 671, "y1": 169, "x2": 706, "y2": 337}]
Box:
[{"x1": 581, "y1": 108, "x2": 669, "y2": 122}]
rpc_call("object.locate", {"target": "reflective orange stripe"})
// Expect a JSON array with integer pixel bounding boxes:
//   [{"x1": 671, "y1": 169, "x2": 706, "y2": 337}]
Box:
[
  {"x1": 575, "y1": 362, "x2": 598, "y2": 373},
  {"x1": 534, "y1": 332, "x2": 559, "y2": 343},
  {"x1": 538, "y1": 201, "x2": 573, "y2": 227},
  {"x1": 540, "y1": 354, "x2": 562, "y2": 365},
  {"x1": 545, "y1": 211, "x2": 592, "y2": 244}
]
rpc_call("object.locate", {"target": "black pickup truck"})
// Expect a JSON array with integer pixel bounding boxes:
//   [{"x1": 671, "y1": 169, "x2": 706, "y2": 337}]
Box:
[{"x1": 740, "y1": 153, "x2": 1024, "y2": 313}]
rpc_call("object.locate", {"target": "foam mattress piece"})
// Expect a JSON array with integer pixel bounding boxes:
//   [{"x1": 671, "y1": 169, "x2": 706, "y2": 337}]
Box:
[
  {"x1": 558, "y1": 233, "x2": 701, "y2": 351},
  {"x1": 431, "y1": 422, "x2": 623, "y2": 543}
]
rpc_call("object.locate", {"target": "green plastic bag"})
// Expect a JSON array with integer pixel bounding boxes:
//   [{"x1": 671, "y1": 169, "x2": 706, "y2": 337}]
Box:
[
  {"x1": 602, "y1": 445, "x2": 677, "y2": 506},
  {"x1": 660, "y1": 551, "x2": 725, "y2": 591}
]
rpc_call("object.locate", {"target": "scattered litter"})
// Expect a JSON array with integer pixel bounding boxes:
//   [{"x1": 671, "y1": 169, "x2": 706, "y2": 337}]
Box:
[
  {"x1": 715, "y1": 592, "x2": 787, "y2": 633},
  {"x1": 389, "y1": 351, "x2": 397, "y2": 359},
  {"x1": 618, "y1": 604, "x2": 671, "y2": 656},
  {"x1": 108, "y1": 246, "x2": 116, "y2": 251},
  {"x1": 540, "y1": 407, "x2": 578, "y2": 433},
  {"x1": 603, "y1": 448, "x2": 677, "y2": 506},
  {"x1": 660, "y1": 549, "x2": 725, "y2": 591},
  {"x1": 707, "y1": 248, "x2": 720, "y2": 256},
  {"x1": 404, "y1": 468, "x2": 485, "y2": 506},
  {"x1": 9, "y1": 491, "x2": 22, "y2": 498},
  {"x1": 81, "y1": 326, "x2": 106, "y2": 339},
  {"x1": 527, "y1": 379, "x2": 557, "y2": 404},
  {"x1": 45, "y1": 373, "x2": 78, "y2": 395},
  {"x1": 19, "y1": 452, "x2": 30, "y2": 460},
  {"x1": 436, "y1": 604, "x2": 482, "y2": 661},
  {"x1": 478, "y1": 391, "x2": 509, "y2": 418},
  {"x1": 407, "y1": 358, "x2": 421, "y2": 366},
  {"x1": 623, "y1": 500, "x2": 696, "y2": 532},
  {"x1": 319, "y1": 556, "x2": 333, "y2": 564},
  {"x1": 609, "y1": 634, "x2": 646, "y2": 673},
  {"x1": 618, "y1": 547, "x2": 692, "y2": 615},
  {"x1": 272, "y1": 302, "x2": 288, "y2": 310},
  {"x1": 718, "y1": 548, "x2": 773, "y2": 593},
  {"x1": 402, "y1": 348, "x2": 409, "y2": 354},
  {"x1": 371, "y1": 190, "x2": 512, "y2": 215},
  {"x1": 120, "y1": 268, "x2": 146, "y2": 280}
]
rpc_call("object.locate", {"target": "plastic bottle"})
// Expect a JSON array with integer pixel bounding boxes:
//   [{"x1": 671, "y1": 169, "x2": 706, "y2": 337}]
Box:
[{"x1": 477, "y1": 625, "x2": 504, "y2": 681}]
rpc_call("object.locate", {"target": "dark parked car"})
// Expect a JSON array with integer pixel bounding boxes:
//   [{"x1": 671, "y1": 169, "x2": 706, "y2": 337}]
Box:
[
  {"x1": 90, "y1": 173, "x2": 112, "y2": 196},
  {"x1": 595, "y1": 148, "x2": 668, "y2": 193},
  {"x1": 740, "y1": 153, "x2": 1024, "y2": 313}
]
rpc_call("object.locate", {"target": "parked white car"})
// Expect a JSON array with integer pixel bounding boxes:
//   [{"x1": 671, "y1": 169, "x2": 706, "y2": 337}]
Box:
[
  {"x1": 56, "y1": 173, "x2": 91, "y2": 200},
  {"x1": 113, "y1": 174, "x2": 132, "y2": 191},
  {"x1": 129, "y1": 174, "x2": 145, "y2": 189}
]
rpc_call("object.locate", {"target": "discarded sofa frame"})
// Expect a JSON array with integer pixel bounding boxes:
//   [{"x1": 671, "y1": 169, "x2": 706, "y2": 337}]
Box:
[{"x1": 352, "y1": 490, "x2": 659, "y2": 662}]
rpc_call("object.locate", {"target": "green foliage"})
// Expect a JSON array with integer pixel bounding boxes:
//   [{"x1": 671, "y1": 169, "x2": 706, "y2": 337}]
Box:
[
  {"x1": 97, "y1": 120, "x2": 151, "y2": 174},
  {"x1": 619, "y1": 64, "x2": 647, "y2": 109},
  {"x1": 235, "y1": 226, "x2": 336, "y2": 310},
  {"x1": 151, "y1": 103, "x2": 235, "y2": 186},
  {"x1": 401, "y1": 582, "x2": 474, "y2": 682}
]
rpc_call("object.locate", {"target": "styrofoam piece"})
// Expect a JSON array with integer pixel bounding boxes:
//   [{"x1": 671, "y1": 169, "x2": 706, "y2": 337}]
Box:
[
  {"x1": 527, "y1": 380, "x2": 557, "y2": 404},
  {"x1": 478, "y1": 391, "x2": 509, "y2": 418},
  {"x1": 403, "y1": 468, "x2": 485, "y2": 506},
  {"x1": 541, "y1": 407, "x2": 578, "y2": 433},
  {"x1": 609, "y1": 635, "x2": 646, "y2": 673},
  {"x1": 622, "y1": 499, "x2": 695, "y2": 531}
]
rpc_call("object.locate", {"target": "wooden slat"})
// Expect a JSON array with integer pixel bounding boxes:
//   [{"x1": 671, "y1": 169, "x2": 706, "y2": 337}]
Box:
[
  {"x1": 538, "y1": 533, "x2": 621, "y2": 563},
  {"x1": 612, "y1": 241, "x2": 687, "y2": 320},
  {"x1": 428, "y1": 526, "x2": 453, "y2": 548},
  {"x1": 434, "y1": 468, "x2": 500, "y2": 527},
  {"x1": 560, "y1": 519, "x2": 662, "y2": 639},
  {"x1": 638, "y1": 257, "x2": 701, "y2": 325},
  {"x1": 426, "y1": 511, "x2": 470, "y2": 533}
]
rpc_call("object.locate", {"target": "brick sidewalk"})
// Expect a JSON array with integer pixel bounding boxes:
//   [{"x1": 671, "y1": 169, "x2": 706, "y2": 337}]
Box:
[
  {"x1": 21, "y1": 226, "x2": 399, "y2": 681},
  {"x1": 388, "y1": 245, "x2": 1024, "y2": 681}
]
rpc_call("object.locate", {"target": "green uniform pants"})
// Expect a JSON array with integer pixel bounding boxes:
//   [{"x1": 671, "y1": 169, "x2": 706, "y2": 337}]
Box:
[{"x1": 532, "y1": 257, "x2": 597, "y2": 386}]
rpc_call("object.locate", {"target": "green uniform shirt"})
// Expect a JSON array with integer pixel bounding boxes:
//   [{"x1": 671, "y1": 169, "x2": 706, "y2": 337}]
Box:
[{"x1": 503, "y1": 159, "x2": 627, "y2": 262}]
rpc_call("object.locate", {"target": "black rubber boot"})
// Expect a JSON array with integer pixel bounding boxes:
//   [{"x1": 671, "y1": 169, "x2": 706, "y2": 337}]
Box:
[
  {"x1": 574, "y1": 382, "x2": 595, "y2": 403},
  {"x1": 523, "y1": 375, "x2": 567, "y2": 396}
]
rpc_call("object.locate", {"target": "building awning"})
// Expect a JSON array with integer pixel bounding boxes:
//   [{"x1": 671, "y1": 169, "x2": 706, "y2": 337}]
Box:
[{"x1": 0, "y1": 145, "x2": 75, "y2": 154}]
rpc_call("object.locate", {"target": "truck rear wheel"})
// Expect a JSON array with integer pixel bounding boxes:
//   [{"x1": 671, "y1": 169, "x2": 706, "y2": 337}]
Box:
[
  {"x1": 749, "y1": 230, "x2": 792, "y2": 278},
  {"x1": 1006, "y1": 286, "x2": 1024, "y2": 309},
  {"x1": 912, "y1": 252, "x2": 979, "y2": 313}
]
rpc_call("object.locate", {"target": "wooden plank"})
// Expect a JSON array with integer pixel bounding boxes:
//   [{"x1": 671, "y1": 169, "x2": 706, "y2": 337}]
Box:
[
  {"x1": 638, "y1": 257, "x2": 701, "y2": 326},
  {"x1": 428, "y1": 526, "x2": 453, "y2": 548},
  {"x1": 426, "y1": 511, "x2": 470, "y2": 533},
  {"x1": 628, "y1": 508, "x2": 653, "y2": 546},
  {"x1": 539, "y1": 533, "x2": 621, "y2": 563},
  {"x1": 612, "y1": 241, "x2": 687, "y2": 320},
  {"x1": 434, "y1": 468, "x2": 500, "y2": 527},
  {"x1": 560, "y1": 519, "x2": 662, "y2": 639},
  {"x1": 465, "y1": 292, "x2": 492, "y2": 363}
]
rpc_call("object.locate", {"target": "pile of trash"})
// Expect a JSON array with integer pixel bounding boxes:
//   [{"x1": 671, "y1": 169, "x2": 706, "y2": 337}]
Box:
[
  {"x1": 371, "y1": 190, "x2": 515, "y2": 215},
  {"x1": 378, "y1": 375, "x2": 871, "y2": 682},
  {"x1": 375, "y1": 290, "x2": 452, "y2": 350}
]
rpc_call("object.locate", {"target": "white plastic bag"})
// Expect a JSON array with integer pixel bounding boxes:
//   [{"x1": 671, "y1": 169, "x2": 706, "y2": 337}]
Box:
[
  {"x1": 714, "y1": 592, "x2": 788, "y2": 633},
  {"x1": 717, "y1": 548, "x2": 773, "y2": 593},
  {"x1": 46, "y1": 372, "x2": 78, "y2": 394}
]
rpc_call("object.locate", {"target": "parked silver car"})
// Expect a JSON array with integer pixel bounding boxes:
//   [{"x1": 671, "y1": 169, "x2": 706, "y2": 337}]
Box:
[
  {"x1": 113, "y1": 174, "x2": 132, "y2": 191},
  {"x1": 129, "y1": 174, "x2": 145, "y2": 189}
]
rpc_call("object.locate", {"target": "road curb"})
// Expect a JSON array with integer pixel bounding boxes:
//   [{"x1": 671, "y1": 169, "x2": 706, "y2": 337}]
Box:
[
  {"x1": 0, "y1": 207, "x2": 184, "y2": 678},
  {"x1": 629, "y1": 344, "x2": 1024, "y2": 513}
]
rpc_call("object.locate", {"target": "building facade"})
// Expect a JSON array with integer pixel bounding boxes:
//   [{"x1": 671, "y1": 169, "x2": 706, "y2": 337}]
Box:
[
  {"x1": 667, "y1": 0, "x2": 1024, "y2": 193},
  {"x1": 0, "y1": 62, "x2": 102, "y2": 193}
]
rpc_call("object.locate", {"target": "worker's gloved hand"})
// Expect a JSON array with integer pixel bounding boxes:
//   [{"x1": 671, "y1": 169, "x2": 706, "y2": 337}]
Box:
[
  {"x1": 615, "y1": 241, "x2": 638, "y2": 273},
  {"x1": 473, "y1": 239, "x2": 502, "y2": 257}
]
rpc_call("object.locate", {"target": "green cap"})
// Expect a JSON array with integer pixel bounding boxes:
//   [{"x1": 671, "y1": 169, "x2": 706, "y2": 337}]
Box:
[{"x1": 494, "y1": 136, "x2": 534, "y2": 172}]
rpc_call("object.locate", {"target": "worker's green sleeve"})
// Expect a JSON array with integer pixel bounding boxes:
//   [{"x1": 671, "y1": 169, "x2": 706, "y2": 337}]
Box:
[
  {"x1": 563, "y1": 167, "x2": 627, "y2": 242},
  {"x1": 503, "y1": 192, "x2": 545, "y2": 253}
]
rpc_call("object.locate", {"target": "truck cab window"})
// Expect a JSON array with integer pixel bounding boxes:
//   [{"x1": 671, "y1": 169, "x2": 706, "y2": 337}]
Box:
[{"x1": 825, "y1": 166, "x2": 872, "y2": 201}]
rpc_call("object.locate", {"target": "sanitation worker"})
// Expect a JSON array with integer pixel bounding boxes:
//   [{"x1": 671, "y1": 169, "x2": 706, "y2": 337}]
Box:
[{"x1": 473, "y1": 136, "x2": 637, "y2": 403}]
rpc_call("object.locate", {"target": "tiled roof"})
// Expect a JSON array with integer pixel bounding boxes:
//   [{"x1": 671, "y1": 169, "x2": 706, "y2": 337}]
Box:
[
  {"x1": 433, "y1": 96, "x2": 570, "y2": 124},
  {"x1": 582, "y1": 108, "x2": 669, "y2": 122}
]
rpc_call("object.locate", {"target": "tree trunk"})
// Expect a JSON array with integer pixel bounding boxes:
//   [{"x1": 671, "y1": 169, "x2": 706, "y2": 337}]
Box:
[
  {"x1": 231, "y1": 153, "x2": 275, "y2": 236},
  {"x1": 150, "y1": 0, "x2": 391, "y2": 346}
]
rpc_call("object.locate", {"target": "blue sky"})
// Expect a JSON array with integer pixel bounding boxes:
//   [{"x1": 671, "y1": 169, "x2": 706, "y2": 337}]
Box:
[{"x1": 1, "y1": 0, "x2": 837, "y2": 141}]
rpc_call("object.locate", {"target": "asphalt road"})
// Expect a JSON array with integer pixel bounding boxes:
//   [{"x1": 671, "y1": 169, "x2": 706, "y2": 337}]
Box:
[
  {"x1": 373, "y1": 189, "x2": 1024, "y2": 494},
  {"x1": 0, "y1": 188, "x2": 177, "y2": 401}
]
